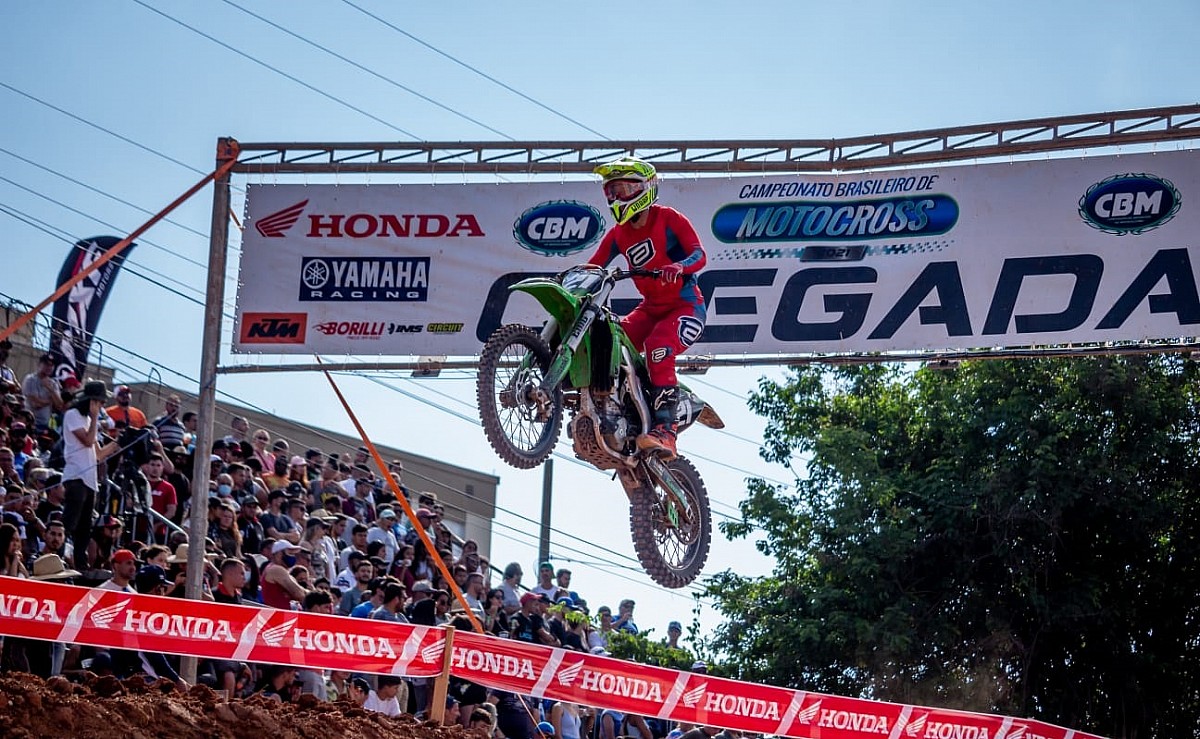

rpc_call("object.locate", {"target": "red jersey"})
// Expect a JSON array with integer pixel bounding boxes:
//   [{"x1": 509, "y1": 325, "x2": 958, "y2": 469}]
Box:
[
  {"x1": 149, "y1": 479, "x2": 177, "y2": 516},
  {"x1": 586, "y1": 205, "x2": 706, "y2": 309}
]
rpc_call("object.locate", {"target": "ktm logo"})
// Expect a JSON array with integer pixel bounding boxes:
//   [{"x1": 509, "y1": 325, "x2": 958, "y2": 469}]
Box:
[
  {"x1": 239, "y1": 313, "x2": 307, "y2": 344},
  {"x1": 256, "y1": 200, "x2": 308, "y2": 237}
]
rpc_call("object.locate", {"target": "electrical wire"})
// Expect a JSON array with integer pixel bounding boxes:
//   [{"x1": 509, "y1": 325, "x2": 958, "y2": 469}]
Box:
[
  {"x1": 338, "y1": 0, "x2": 610, "y2": 139},
  {"x1": 129, "y1": 0, "x2": 420, "y2": 139},
  {"x1": 218, "y1": 0, "x2": 513, "y2": 140}
]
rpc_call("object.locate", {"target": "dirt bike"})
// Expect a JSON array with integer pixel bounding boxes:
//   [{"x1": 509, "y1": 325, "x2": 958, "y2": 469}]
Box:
[{"x1": 476, "y1": 265, "x2": 723, "y2": 588}]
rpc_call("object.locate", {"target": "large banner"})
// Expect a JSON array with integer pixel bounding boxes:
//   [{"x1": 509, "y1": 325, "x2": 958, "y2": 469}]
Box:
[
  {"x1": 49, "y1": 236, "x2": 136, "y2": 379},
  {"x1": 234, "y1": 150, "x2": 1198, "y2": 357},
  {"x1": 0, "y1": 579, "x2": 1104, "y2": 739}
]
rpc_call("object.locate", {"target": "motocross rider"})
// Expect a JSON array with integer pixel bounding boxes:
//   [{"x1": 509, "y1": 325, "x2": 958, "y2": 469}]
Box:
[{"x1": 584, "y1": 155, "x2": 707, "y2": 460}]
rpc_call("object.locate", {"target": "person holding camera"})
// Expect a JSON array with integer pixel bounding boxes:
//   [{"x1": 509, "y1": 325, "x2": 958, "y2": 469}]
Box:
[{"x1": 61, "y1": 381, "x2": 119, "y2": 556}]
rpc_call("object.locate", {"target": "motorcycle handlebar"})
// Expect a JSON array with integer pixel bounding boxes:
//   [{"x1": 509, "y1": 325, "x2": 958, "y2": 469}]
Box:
[{"x1": 617, "y1": 268, "x2": 661, "y2": 280}]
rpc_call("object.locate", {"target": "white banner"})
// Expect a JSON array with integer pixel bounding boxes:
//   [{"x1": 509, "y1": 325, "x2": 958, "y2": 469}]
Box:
[{"x1": 233, "y1": 150, "x2": 1199, "y2": 356}]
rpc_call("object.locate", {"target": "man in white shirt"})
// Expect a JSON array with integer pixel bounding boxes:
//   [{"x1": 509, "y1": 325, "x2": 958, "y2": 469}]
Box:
[
  {"x1": 363, "y1": 675, "x2": 405, "y2": 717},
  {"x1": 367, "y1": 507, "x2": 399, "y2": 565},
  {"x1": 62, "y1": 381, "x2": 118, "y2": 557},
  {"x1": 99, "y1": 549, "x2": 138, "y2": 592}
]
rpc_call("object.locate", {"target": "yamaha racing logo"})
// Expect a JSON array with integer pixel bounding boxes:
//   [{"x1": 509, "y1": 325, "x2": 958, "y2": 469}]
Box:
[
  {"x1": 300, "y1": 257, "x2": 429, "y2": 302},
  {"x1": 1079, "y1": 173, "x2": 1180, "y2": 235},
  {"x1": 513, "y1": 200, "x2": 606, "y2": 256}
]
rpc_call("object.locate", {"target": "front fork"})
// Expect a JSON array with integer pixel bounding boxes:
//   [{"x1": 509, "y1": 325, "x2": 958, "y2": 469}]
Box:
[{"x1": 621, "y1": 455, "x2": 693, "y2": 530}]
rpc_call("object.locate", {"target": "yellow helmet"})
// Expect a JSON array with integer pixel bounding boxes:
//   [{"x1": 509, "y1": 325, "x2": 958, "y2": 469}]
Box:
[{"x1": 594, "y1": 156, "x2": 658, "y2": 225}]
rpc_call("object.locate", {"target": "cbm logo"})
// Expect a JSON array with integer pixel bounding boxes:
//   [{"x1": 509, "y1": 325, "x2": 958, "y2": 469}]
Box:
[
  {"x1": 1079, "y1": 173, "x2": 1181, "y2": 235},
  {"x1": 239, "y1": 313, "x2": 307, "y2": 344},
  {"x1": 513, "y1": 200, "x2": 605, "y2": 256}
]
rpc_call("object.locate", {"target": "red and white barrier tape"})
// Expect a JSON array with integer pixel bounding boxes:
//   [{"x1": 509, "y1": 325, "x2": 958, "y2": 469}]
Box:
[{"x1": 0, "y1": 580, "x2": 1104, "y2": 739}]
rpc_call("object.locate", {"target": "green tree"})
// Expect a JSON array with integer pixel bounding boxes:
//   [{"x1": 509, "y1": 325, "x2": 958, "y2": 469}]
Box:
[{"x1": 706, "y1": 357, "x2": 1200, "y2": 738}]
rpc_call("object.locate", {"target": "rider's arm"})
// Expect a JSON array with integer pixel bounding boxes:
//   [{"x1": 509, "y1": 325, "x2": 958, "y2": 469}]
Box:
[
  {"x1": 663, "y1": 209, "x2": 707, "y2": 274},
  {"x1": 584, "y1": 231, "x2": 620, "y2": 270}
]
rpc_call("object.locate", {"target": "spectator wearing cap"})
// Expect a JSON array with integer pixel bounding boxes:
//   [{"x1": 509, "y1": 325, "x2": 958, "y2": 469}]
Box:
[
  {"x1": 367, "y1": 507, "x2": 399, "y2": 564},
  {"x1": 404, "y1": 506, "x2": 436, "y2": 547},
  {"x1": 260, "y1": 489, "x2": 300, "y2": 545},
  {"x1": 151, "y1": 394, "x2": 186, "y2": 450},
  {"x1": 105, "y1": 384, "x2": 147, "y2": 429},
  {"x1": 590, "y1": 606, "x2": 614, "y2": 652},
  {"x1": 99, "y1": 548, "x2": 138, "y2": 592},
  {"x1": 261, "y1": 539, "x2": 307, "y2": 609},
  {"x1": 666, "y1": 620, "x2": 684, "y2": 649},
  {"x1": 532, "y1": 560, "x2": 559, "y2": 600},
  {"x1": 61, "y1": 381, "x2": 119, "y2": 558},
  {"x1": 236, "y1": 496, "x2": 265, "y2": 557},
  {"x1": 343, "y1": 470, "x2": 376, "y2": 524},
  {"x1": 298, "y1": 514, "x2": 331, "y2": 581},
  {"x1": 613, "y1": 598, "x2": 639, "y2": 634},
  {"x1": 511, "y1": 592, "x2": 558, "y2": 646},
  {"x1": 690, "y1": 660, "x2": 709, "y2": 674},
  {"x1": 21, "y1": 354, "x2": 63, "y2": 432},
  {"x1": 537, "y1": 720, "x2": 557, "y2": 739},
  {"x1": 285, "y1": 454, "x2": 307, "y2": 484}
]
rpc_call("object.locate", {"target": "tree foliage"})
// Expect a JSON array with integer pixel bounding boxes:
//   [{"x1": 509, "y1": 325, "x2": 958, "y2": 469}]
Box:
[{"x1": 705, "y1": 356, "x2": 1200, "y2": 738}]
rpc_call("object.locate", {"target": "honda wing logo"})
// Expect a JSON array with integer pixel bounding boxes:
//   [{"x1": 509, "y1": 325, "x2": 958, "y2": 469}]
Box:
[
  {"x1": 557, "y1": 661, "x2": 584, "y2": 687},
  {"x1": 256, "y1": 200, "x2": 308, "y2": 237},
  {"x1": 419, "y1": 637, "x2": 446, "y2": 664},
  {"x1": 260, "y1": 617, "x2": 297, "y2": 647},
  {"x1": 89, "y1": 601, "x2": 128, "y2": 629},
  {"x1": 680, "y1": 683, "x2": 707, "y2": 708},
  {"x1": 905, "y1": 712, "x2": 929, "y2": 737},
  {"x1": 796, "y1": 699, "x2": 822, "y2": 725}
]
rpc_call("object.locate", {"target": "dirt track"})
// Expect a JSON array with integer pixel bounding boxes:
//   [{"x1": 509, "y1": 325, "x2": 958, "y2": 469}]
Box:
[{"x1": 0, "y1": 672, "x2": 467, "y2": 739}]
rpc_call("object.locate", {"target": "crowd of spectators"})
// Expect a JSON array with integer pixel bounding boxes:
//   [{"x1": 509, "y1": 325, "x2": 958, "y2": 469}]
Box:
[{"x1": 0, "y1": 340, "x2": 718, "y2": 738}]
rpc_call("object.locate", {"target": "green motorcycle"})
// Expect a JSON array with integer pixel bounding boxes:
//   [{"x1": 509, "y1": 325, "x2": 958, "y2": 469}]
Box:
[{"x1": 476, "y1": 265, "x2": 723, "y2": 588}]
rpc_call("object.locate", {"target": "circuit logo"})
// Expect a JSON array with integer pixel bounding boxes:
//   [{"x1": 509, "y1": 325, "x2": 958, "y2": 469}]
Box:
[
  {"x1": 513, "y1": 200, "x2": 606, "y2": 256},
  {"x1": 1079, "y1": 173, "x2": 1180, "y2": 235}
]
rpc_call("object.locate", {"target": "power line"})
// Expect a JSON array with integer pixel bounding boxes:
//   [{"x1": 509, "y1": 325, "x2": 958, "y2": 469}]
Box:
[
  {"x1": 130, "y1": 0, "x2": 419, "y2": 139},
  {"x1": 338, "y1": 0, "x2": 609, "y2": 139},
  {"x1": 219, "y1": 0, "x2": 513, "y2": 140},
  {"x1": 0, "y1": 81, "x2": 206, "y2": 175}
]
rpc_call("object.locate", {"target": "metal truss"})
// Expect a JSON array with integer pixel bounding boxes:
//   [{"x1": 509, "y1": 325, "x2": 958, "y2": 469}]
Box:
[{"x1": 233, "y1": 104, "x2": 1200, "y2": 175}]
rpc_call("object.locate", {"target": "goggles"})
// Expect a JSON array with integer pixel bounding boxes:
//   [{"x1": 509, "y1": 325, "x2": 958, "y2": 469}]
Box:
[{"x1": 602, "y1": 179, "x2": 645, "y2": 202}]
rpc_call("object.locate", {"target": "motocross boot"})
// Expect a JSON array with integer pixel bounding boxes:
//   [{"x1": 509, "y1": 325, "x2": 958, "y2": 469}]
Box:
[{"x1": 637, "y1": 385, "x2": 679, "y2": 460}]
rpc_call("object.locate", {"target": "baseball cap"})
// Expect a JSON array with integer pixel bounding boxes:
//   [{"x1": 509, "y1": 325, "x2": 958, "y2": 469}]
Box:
[
  {"x1": 378, "y1": 508, "x2": 396, "y2": 519},
  {"x1": 668, "y1": 620, "x2": 683, "y2": 632},
  {"x1": 415, "y1": 507, "x2": 433, "y2": 519},
  {"x1": 412, "y1": 580, "x2": 434, "y2": 593},
  {"x1": 42, "y1": 472, "x2": 63, "y2": 488},
  {"x1": 210, "y1": 454, "x2": 223, "y2": 463},
  {"x1": 9, "y1": 421, "x2": 25, "y2": 432},
  {"x1": 135, "y1": 564, "x2": 170, "y2": 591},
  {"x1": 289, "y1": 455, "x2": 306, "y2": 466},
  {"x1": 520, "y1": 592, "x2": 541, "y2": 606},
  {"x1": 271, "y1": 540, "x2": 300, "y2": 555},
  {"x1": 538, "y1": 560, "x2": 554, "y2": 572},
  {"x1": 537, "y1": 722, "x2": 556, "y2": 736},
  {"x1": 111, "y1": 549, "x2": 136, "y2": 564}
]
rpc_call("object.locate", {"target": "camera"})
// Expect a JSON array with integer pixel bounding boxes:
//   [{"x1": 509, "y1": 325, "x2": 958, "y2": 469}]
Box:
[{"x1": 118, "y1": 424, "x2": 157, "y2": 466}]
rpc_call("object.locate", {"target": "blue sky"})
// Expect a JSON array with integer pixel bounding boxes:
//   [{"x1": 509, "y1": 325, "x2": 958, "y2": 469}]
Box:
[{"x1": 3, "y1": 1, "x2": 1198, "y2": 644}]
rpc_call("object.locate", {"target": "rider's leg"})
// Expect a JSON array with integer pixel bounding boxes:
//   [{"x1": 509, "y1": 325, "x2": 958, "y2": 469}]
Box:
[{"x1": 635, "y1": 305, "x2": 704, "y2": 458}]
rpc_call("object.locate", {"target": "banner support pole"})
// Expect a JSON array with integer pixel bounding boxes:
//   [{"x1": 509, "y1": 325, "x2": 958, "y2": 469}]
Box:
[
  {"x1": 429, "y1": 625, "x2": 456, "y2": 724},
  {"x1": 181, "y1": 137, "x2": 238, "y2": 684}
]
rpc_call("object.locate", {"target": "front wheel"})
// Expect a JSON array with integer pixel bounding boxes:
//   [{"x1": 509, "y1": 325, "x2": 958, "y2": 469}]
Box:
[
  {"x1": 477, "y1": 324, "x2": 562, "y2": 469},
  {"x1": 629, "y1": 456, "x2": 711, "y2": 588}
]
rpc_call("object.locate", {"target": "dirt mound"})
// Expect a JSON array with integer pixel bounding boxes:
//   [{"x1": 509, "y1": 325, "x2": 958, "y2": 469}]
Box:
[{"x1": 0, "y1": 672, "x2": 467, "y2": 739}]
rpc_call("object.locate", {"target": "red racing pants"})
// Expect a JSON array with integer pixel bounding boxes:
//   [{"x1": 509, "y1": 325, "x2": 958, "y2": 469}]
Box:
[{"x1": 620, "y1": 300, "x2": 706, "y2": 387}]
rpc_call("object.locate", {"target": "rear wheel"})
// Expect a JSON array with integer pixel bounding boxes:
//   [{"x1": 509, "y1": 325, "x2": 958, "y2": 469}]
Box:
[
  {"x1": 476, "y1": 324, "x2": 562, "y2": 469},
  {"x1": 629, "y1": 456, "x2": 711, "y2": 588}
]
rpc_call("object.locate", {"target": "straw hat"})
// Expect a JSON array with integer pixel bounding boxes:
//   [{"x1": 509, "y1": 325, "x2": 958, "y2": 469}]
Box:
[
  {"x1": 29, "y1": 554, "x2": 82, "y2": 581},
  {"x1": 167, "y1": 543, "x2": 217, "y2": 564}
]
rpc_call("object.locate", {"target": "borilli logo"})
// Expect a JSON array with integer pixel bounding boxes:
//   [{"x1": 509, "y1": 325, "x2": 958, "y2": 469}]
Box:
[
  {"x1": 89, "y1": 601, "x2": 128, "y2": 629},
  {"x1": 260, "y1": 617, "x2": 297, "y2": 647},
  {"x1": 680, "y1": 683, "x2": 707, "y2": 708},
  {"x1": 557, "y1": 661, "x2": 584, "y2": 687},
  {"x1": 255, "y1": 200, "x2": 308, "y2": 237}
]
